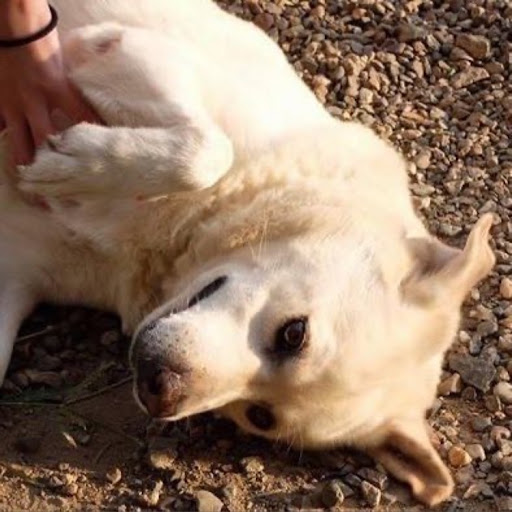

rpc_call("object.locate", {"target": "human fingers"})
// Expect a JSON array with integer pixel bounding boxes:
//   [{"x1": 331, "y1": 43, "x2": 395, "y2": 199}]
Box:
[
  {"x1": 3, "y1": 112, "x2": 34, "y2": 166},
  {"x1": 25, "y1": 97, "x2": 55, "y2": 148}
]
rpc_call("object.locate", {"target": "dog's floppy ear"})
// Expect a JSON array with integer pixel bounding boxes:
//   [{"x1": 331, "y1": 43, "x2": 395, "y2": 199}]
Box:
[
  {"x1": 367, "y1": 418, "x2": 453, "y2": 507},
  {"x1": 402, "y1": 213, "x2": 495, "y2": 306}
]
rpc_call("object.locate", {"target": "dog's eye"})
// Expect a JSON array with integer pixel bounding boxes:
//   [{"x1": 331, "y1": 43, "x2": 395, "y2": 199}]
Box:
[
  {"x1": 275, "y1": 317, "x2": 308, "y2": 353},
  {"x1": 246, "y1": 404, "x2": 276, "y2": 431},
  {"x1": 188, "y1": 276, "x2": 227, "y2": 308}
]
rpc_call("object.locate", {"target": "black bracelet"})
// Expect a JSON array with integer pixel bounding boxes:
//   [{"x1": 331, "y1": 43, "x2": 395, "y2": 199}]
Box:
[{"x1": 0, "y1": 5, "x2": 58, "y2": 48}]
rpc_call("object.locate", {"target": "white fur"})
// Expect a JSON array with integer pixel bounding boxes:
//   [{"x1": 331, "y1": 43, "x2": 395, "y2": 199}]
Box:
[{"x1": 0, "y1": 1, "x2": 495, "y2": 505}]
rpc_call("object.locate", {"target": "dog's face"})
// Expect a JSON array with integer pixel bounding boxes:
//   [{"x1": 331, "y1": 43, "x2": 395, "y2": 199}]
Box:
[{"x1": 130, "y1": 213, "x2": 494, "y2": 506}]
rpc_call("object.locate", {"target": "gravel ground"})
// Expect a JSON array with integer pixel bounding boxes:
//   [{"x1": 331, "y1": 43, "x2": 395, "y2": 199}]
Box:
[{"x1": 0, "y1": 0, "x2": 511, "y2": 510}]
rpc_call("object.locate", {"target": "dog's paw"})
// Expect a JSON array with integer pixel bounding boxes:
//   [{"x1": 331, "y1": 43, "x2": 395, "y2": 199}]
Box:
[{"x1": 17, "y1": 123, "x2": 115, "y2": 201}]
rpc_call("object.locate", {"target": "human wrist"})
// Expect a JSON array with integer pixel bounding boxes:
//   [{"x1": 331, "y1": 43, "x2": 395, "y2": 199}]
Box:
[{"x1": 0, "y1": 0, "x2": 51, "y2": 39}]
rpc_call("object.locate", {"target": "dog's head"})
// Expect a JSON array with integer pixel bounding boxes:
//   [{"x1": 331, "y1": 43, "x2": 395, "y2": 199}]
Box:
[{"x1": 130, "y1": 199, "x2": 494, "y2": 505}]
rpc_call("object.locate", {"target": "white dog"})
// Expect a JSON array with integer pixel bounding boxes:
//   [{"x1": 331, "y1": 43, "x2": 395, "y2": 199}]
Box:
[{"x1": 0, "y1": 0, "x2": 495, "y2": 506}]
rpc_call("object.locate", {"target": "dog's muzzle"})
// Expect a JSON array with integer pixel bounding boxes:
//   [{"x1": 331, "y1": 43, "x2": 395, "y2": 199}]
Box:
[{"x1": 132, "y1": 323, "x2": 187, "y2": 418}]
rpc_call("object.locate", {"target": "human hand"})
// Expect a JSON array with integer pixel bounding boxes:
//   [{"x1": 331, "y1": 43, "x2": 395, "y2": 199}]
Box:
[{"x1": 0, "y1": 1, "x2": 100, "y2": 167}]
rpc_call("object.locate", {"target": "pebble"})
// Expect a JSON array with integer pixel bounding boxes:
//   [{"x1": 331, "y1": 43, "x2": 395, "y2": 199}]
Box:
[
  {"x1": 500, "y1": 278, "x2": 512, "y2": 299},
  {"x1": 451, "y1": 67, "x2": 490, "y2": 89},
  {"x1": 463, "y1": 482, "x2": 493, "y2": 499},
  {"x1": 491, "y1": 426, "x2": 511, "y2": 442},
  {"x1": 24, "y1": 369, "x2": 62, "y2": 388},
  {"x1": 62, "y1": 483, "x2": 79, "y2": 497},
  {"x1": 195, "y1": 490, "x2": 224, "y2": 512},
  {"x1": 396, "y1": 23, "x2": 424, "y2": 43},
  {"x1": 105, "y1": 467, "x2": 122, "y2": 485},
  {"x1": 497, "y1": 497, "x2": 512, "y2": 511},
  {"x1": 448, "y1": 446, "x2": 472, "y2": 467},
  {"x1": 320, "y1": 481, "x2": 345, "y2": 508},
  {"x1": 466, "y1": 444, "x2": 486, "y2": 461},
  {"x1": 455, "y1": 34, "x2": 491, "y2": 60},
  {"x1": 448, "y1": 354, "x2": 496, "y2": 392},
  {"x1": 415, "y1": 150, "x2": 431, "y2": 170},
  {"x1": 471, "y1": 416, "x2": 492, "y2": 432},
  {"x1": 139, "y1": 480, "x2": 163, "y2": 508},
  {"x1": 494, "y1": 382, "x2": 512, "y2": 405},
  {"x1": 360, "y1": 481, "x2": 381, "y2": 507},
  {"x1": 357, "y1": 468, "x2": 388, "y2": 490},
  {"x1": 240, "y1": 457, "x2": 264, "y2": 474},
  {"x1": 147, "y1": 437, "x2": 177, "y2": 470},
  {"x1": 438, "y1": 373, "x2": 462, "y2": 396},
  {"x1": 498, "y1": 335, "x2": 512, "y2": 354}
]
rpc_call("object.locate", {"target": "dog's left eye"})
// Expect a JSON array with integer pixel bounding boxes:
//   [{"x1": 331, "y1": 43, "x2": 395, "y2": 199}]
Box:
[{"x1": 275, "y1": 317, "x2": 308, "y2": 353}]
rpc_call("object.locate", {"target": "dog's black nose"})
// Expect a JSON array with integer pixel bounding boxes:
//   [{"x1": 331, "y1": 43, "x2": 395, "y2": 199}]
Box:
[{"x1": 136, "y1": 356, "x2": 185, "y2": 418}]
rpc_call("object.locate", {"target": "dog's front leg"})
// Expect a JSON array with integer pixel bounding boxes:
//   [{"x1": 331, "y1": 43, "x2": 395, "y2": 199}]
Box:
[
  {"x1": 16, "y1": 119, "x2": 233, "y2": 202},
  {"x1": 0, "y1": 282, "x2": 35, "y2": 384}
]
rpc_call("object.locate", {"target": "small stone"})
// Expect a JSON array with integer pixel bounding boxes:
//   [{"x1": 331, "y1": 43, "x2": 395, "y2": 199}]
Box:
[
  {"x1": 465, "y1": 444, "x2": 486, "y2": 461},
  {"x1": 448, "y1": 446, "x2": 472, "y2": 467},
  {"x1": 484, "y1": 395, "x2": 502, "y2": 413},
  {"x1": 494, "y1": 382, "x2": 512, "y2": 405},
  {"x1": 448, "y1": 354, "x2": 496, "y2": 392},
  {"x1": 320, "y1": 481, "x2": 345, "y2": 508},
  {"x1": 195, "y1": 490, "x2": 224, "y2": 512},
  {"x1": 491, "y1": 426, "x2": 511, "y2": 442},
  {"x1": 500, "y1": 278, "x2": 512, "y2": 299},
  {"x1": 471, "y1": 416, "x2": 492, "y2": 432},
  {"x1": 221, "y1": 482, "x2": 238, "y2": 501},
  {"x1": 451, "y1": 67, "x2": 490, "y2": 89},
  {"x1": 411, "y1": 183, "x2": 435, "y2": 196},
  {"x1": 344, "y1": 474, "x2": 362, "y2": 489},
  {"x1": 360, "y1": 481, "x2": 381, "y2": 507},
  {"x1": 105, "y1": 468, "x2": 122, "y2": 485},
  {"x1": 450, "y1": 47, "x2": 473, "y2": 61},
  {"x1": 359, "y1": 87, "x2": 373, "y2": 105},
  {"x1": 24, "y1": 369, "x2": 62, "y2": 388},
  {"x1": 14, "y1": 436, "x2": 42, "y2": 454},
  {"x1": 500, "y1": 440, "x2": 512, "y2": 456},
  {"x1": 455, "y1": 34, "x2": 491, "y2": 60},
  {"x1": 62, "y1": 483, "x2": 78, "y2": 497},
  {"x1": 253, "y1": 13, "x2": 274, "y2": 32},
  {"x1": 47, "y1": 475, "x2": 65, "y2": 489},
  {"x1": 461, "y1": 387, "x2": 477, "y2": 400},
  {"x1": 396, "y1": 23, "x2": 424, "y2": 42},
  {"x1": 415, "y1": 151, "x2": 431, "y2": 170},
  {"x1": 147, "y1": 437, "x2": 177, "y2": 470},
  {"x1": 240, "y1": 456, "x2": 264, "y2": 474},
  {"x1": 497, "y1": 497, "x2": 512, "y2": 511},
  {"x1": 498, "y1": 336, "x2": 512, "y2": 354},
  {"x1": 357, "y1": 468, "x2": 388, "y2": 490},
  {"x1": 140, "y1": 480, "x2": 163, "y2": 508},
  {"x1": 463, "y1": 482, "x2": 493, "y2": 499},
  {"x1": 438, "y1": 373, "x2": 462, "y2": 396}
]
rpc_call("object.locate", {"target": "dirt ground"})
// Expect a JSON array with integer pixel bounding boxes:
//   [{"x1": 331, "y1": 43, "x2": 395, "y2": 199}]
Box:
[{"x1": 1, "y1": 0, "x2": 511, "y2": 511}]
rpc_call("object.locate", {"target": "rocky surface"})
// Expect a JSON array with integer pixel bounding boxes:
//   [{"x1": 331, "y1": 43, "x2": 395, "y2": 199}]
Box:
[{"x1": 0, "y1": 0, "x2": 511, "y2": 510}]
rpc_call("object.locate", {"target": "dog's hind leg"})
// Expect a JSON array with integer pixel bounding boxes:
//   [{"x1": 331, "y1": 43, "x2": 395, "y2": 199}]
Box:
[{"x1": 0, "y1": 281, "x2": 35, "y2": 384}]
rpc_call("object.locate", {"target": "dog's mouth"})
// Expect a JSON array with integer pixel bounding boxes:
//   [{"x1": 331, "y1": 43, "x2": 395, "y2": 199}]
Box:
[{"x1": 133, "y1": 375, "x2": 240, "y2": 422}]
